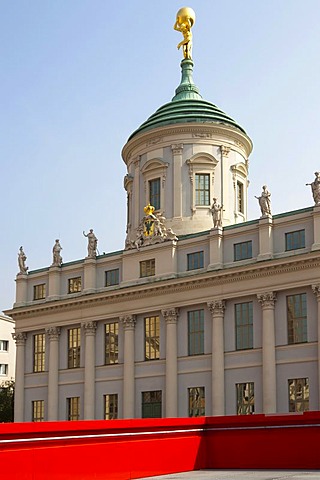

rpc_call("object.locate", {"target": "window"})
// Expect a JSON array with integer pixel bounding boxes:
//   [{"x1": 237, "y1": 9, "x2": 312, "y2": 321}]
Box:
[
  {"x1": 0, "y1": 340, "x2": 8, "y2": 352},
  {"x1": 104, "y1": 394, "x2": 118, "y2": 420},
  {"x1": 67, "y1": 397, "x2": 80, "y2": 421},
  {"x1": 105, "y1": 269, "x2": 119, "y2": 287},
  {"x1": 235, "y1": 302, "x2": 253, "y2": 350},
  {"x1": 33, "y1": 333, "x2": 45, "y2": 372},
  {"x1": 234, "y1": 241, "x2": 252, "y2": 261},
  {"x1": 188, "y1": 309, "x2": 204, "y2": 356},
  {"x1": 33, "y1": 284, "x2": 46, "y2": 300},
  {"x1": 237, "y1": 181, "x2": 244, "y2": 213},
  {"x1": 288, "y1": 378, "x2": 309, "y2": 412},
  {"x1": 188, "y1": 387, "x2": 205, "y2": 417},
  {"x1": 149, "y1": 178, "x2": 161, "y2": 210},
  {"x1": 195, "y1": 173, "x2": 210, "y2": 205},
  {"x1": 145, "y1": 316, "x2": 160, "y2": 360},
  {"x1": 187, "y1": 251, "x2": 204, "y2": 271},
  {"x1": 285, "y1": 229, "x2": 305, "y2": 251},
  {"x1": 142, "y1": 390, "x2": 162, "y2": 418},
  {"x1": 68, "y1": 328, "x2": 81, "y2": 368},
  {"x1": 32, "y1": 400, "x2": 44, "y2": 422},
  {"x1": 68, "y1": 277, "x2": 82, "y2": 294},
  {"x1": 236, "y1": 382, "x2": 254, "y2": 415},
  {"x1": 0, "y1": 364, "x2": 8, "y2": 375},
  {"x1": 140, "y1": 259, "x2": 155, "y2": 278},
  {"x1": 105, "y1": 322, "x2": 118, "y2": 364},
  {"x1": 287, "y1": 293, "x2": 307, "y2": 344}
]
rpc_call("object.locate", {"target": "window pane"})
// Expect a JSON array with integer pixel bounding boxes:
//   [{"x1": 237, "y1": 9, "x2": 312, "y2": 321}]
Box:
[
  {"x1": 68, "y1": 277, "x2": 82, "y2": 293},
  {"x1": 68, "y1": 328, "x2": 81, "y2": 368},
  {"x1": 195, "y1": 174, "x2": 210, "y2": 205},
  {"x1": 188, "y1": 310, "x2": 204, "y2": 355},
  {"x1": 149, "y1": 178, "x2": 161, "y2": 210},
  {"x1": 142, "y1": 390, "x2": 162, "y2": 418},
  {"x1": 33, "y1": 284, "x2": 46, "y2": 300},
  {"x1": 287, "y1": 293, "x2": 307, "y2": 344},
  {"x1": 104, "y1": 394, "x2": 118, "y2": 419},
  {"x1": 236, "y1": 382, "x2": 254, "y2": 415},
  {"x1": 234, "y1": 241, "x2": 252, "y2": 261},
  {"x1": 145, "y1": 316, "x2": 160, "y2": 360},
  {"x1": 285, "y1": 230, "x2": 305, "y2": 251},
  {"x1": 32, "y1": 400, "x2": 44, "y2": 422},
  {"x1": 140, "y1": 259, "x2": 155, "y2": 278},
  {"x1": 67, "y1": 397, "x2": 80, "y2": 420},
  {"x1": 106, "y1": 269, "x2": 120, "y2": 287},
  {"x1": 288, "y1": 378, "x2": 309, "y2": 412},
  {"x1": 188, "y1": 387, "x2": 205, "y2": 417},
  {"x1": 105, "y1": 322, "x2": 119, "y2": 364},
  {"x1": 187, "y1": 251, "x2": 204, "y2": 271},
  {"x1": 33, "y1": 333, "x2": 45, "y2": 372},
  {"x1": 235, "y1": 302, "x2": 253, "y2": 350}
]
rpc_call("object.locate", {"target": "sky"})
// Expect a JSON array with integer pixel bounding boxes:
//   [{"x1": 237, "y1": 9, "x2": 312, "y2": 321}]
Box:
[{"x1": 1, "y1": 0, "x2": 320, "y2": 313}]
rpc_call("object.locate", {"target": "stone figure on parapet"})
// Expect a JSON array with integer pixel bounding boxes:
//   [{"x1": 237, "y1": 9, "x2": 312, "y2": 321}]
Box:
[
  {"x1": 211, "y1": 198, "x2": 223, "y2": 228},
  {"x1": 18, "y1": 246, "x2": 28, "y2": 274},
  {"x1": 306, "y1": 172, "x2": 320, "y2": 206},
  {"x1": 52, "y1": 239, "x2": 63, "y2": 267},
  {"x1": 255, "y1": 185, "x2": 272, "y2": 217},
  {"x1": 125, "y1": 205, "x2": 178, "y2": 251},
  {"x1": 83, "y1": 229, "x2": 98, "y2": 258},
  {"x1": 174, "y1": 7, "x2": 195, "y2": 60}
]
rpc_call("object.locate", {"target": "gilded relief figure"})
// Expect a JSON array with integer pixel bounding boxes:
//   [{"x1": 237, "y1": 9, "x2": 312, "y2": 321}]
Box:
[{"x1": 174, "y1": 7, "x2": 195, "y2": 59}]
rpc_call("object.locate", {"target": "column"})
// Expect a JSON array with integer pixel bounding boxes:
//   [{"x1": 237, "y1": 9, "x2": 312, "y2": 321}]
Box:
[
  {"x1": 46, "y1": 327, "x2": 61, "y2": 421},
  {"x1": 133, "y1": 157, "x2": 140, "y2": 229},
  {"x1": 162, "y1": 308, "x2": 179, "y2": 418},
  {"x1": 12, "y1": 332, "x2": 27, "y2": 422},
  {"x1": 48, "y1": 266, "x2": 61, "y2": 301},
  {"x1": 82, "y1": 321, "x2": 97, "y2": 420},
  {"x1": 208, "y1": 300, "x2": 226, "y2": 416},
  {"x1": 120, "y1": 315, "x2": 136, "y2": 418},
  {"x1": 14, "y1": 274, "x2": 28, "y2": 307},
  {"x1": 171, "y1": 144, "x2": 183, "y2": 218},
  {"x1": 312, "y1": 285, "x2": 320, "y2": 407},
  {"x1": 257, "y1": 216, "x2": 274, "y2": 261},
  {"x1": 208, "y1": 227, "x2": 223, "y2": 270},
  {"x1": 257, "y1": 292, "x2": 277, "y2": 413},
  {"x1": 83, "y1": 258, "x2": 96, "y2": 294}
]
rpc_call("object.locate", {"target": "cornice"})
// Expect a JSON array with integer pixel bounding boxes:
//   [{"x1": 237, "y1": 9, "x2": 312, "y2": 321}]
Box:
[
  {"x1": 122, "y1": 123, "x2": 253, "y2": 164},
  {"x1": 8, "y1": 252, "x2": 320, "y2": 321}
]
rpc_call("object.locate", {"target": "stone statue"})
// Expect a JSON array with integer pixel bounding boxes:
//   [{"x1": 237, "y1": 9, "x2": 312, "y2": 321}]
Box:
[
  {"x1": 255, "y1": 185, "x2": 272, "y2": 216},
  {"x1": 52, "y1": 239, "x2": 63, "y2": 267},
  {"x1": 211, "y1": 198, "x2": 223, "y2": 228},
  {"x1": 306, "y1": 172, "x2": 320, "y2": 206},
  {"x1": 174, "y1": 7, "x2": 195, "y2": 59},
  {"x1": 83, "y1": 229, "x2": 98, "y2": 258},
  {"x1": 18, "y1": 246, "x2": 28, "y2": 274}
]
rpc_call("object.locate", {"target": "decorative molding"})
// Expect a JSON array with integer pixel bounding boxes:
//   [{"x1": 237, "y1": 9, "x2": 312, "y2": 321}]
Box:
[
  {"x1": 82, "y1": 321, "x2": 97, "y2": 335},
  {"x1": 257, "y1": 292, "x2": 277, "y2": 308},
  {"x1": 46, "y1": 326, "x2": 61, "y2": 340},
  {"x1": 162, "y1": 308, "x2": 179, "y2": 324},
  {"x1": 207, "y1": 300, "x2": 226, "y2": 316},
  {"x1": 312, "y1": 284, "x2": 320, "y2": 299},
  {"x1": 171, "y1": 144, "x2": 183, "y2": 155},
  {"x1": 146, "y1": 137, "x2": 163, "y2": 146},
  {"x1": 221, "y1": 146, "x2": 230, "y2": 157},
  {"x1": 192, "y1": 132, "x2": 213, "y2": 139},
  {"x1": 12, "y1": 332, "x2": 27, "y2": 345},
  {"x1": 120, "y1": 315, "x2": 136, "y2": 330}
]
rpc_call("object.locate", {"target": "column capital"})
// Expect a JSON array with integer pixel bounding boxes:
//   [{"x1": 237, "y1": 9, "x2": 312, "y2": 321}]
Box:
[
  {"x1": 312, "y1": 285, "x2": 320, "y2": 299},
  {"x1": 207, "y1": 300, "x2": 226, "y2": 316},
  {"x1": 162, "y1": 308, "x2": 179, "y2": 324},
  {"x1": 171, "y1": 144, "x2": 183, "y2": 155},
  {"x1": 257, "y1": 292, "x2": 277, "y2": 308},
  {"x1": 221, "y1": 145, "x2": 230, "y2": 157},
  {"x1": 12, "y1": 332, "x2": 27, "y2": 345},
  {"x1": 46, "y1": 326, "x2": 61, "y2": 340},
  {"x1": 120, "y1": 315, "x2": 136, "y2": 330},
  {"x1": 82, "y1": 321, "x2": 97, "y2": 335}
]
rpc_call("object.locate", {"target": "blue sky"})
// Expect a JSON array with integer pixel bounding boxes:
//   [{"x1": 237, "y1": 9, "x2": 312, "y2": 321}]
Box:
[{"x1": 1, "y1": 1, "x2": 320, "y2": 312}]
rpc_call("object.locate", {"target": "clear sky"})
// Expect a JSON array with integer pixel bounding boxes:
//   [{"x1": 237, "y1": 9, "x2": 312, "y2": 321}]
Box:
[{"x1": 1, "y1": 1, "x2": 320, "y2": 313}]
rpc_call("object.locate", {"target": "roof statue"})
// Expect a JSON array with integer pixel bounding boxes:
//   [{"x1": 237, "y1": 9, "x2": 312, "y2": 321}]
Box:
[
  {"x1": 174, "y1": 7, "x2": 196, "y2": 60},
  {"x1": 255, "y1": 185, "x2": 272, "y2": 217},
  {"x1": 306, "y1": 172, "x2": 320, "y2": 206},
  {"x1": 18, "y1": 246, "x2": 28, "y2": 275}
]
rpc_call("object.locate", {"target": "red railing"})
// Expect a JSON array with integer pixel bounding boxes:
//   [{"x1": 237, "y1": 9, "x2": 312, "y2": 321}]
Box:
[{"x1": 0, "y1": 412, "x2": 320, "y2": 479}]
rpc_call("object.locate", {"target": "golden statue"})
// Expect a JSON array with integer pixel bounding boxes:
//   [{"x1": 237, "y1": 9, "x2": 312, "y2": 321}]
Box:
[{"x1": 174, "y1": 7, "x2": 196, "y2": 60}]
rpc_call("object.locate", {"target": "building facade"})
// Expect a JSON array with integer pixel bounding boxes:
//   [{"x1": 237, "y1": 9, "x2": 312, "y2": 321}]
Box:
[
  {"x1": 0, "y1": 313, "x2": 15, "y2": 384},
  {"x1": 6, "y1": 44, "x2": 320, "y2": 424}
]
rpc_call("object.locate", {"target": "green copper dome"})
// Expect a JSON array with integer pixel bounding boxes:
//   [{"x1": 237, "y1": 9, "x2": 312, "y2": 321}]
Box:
[{"x1": 128, "y1": 59, "x2": 246, "y2": 141}]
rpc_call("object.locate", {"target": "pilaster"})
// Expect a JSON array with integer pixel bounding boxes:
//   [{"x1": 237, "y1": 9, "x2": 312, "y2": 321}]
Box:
[
  {"x1": 162, "y1": 308, "x2": 179, "y2": 418},
  {"x1": 48, "y1": 266, "x2": 61, "y2": 301},
  {"x1": 46, "y1": 326, "x2": 61, "y2": 421},
  {"x1": 82, "y1": 321, "x2": 97, "y2": 420},
  {"x1": 14, "y1": 274, "x2": 28, "y2": 307},
  {"x1": 120, "y1": 315, "x2": 136, "y2": 418},
  {"x1": 12, "y1": 332, "x2": 27, "y2": 422},
  {"x1": 257, "y1": 216, "x2": 273, "y2": 261},
  {"x1": 208, "y1": 300, "x2": 226, "y2": 415},
  {"x1": 83, "y1": 257, "x2": 96, "y2": 294},
  {"x1": 171, "y1": 144, "x2": 183, "y2": 219},
  {"x1": 208, "y1": 227, "x2": 223, "y2": 270}
]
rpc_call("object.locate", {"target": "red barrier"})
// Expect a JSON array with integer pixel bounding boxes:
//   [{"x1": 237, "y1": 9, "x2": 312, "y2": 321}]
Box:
[{"x1": 0, "y1": 413, "x2": 320, "y2": 479}]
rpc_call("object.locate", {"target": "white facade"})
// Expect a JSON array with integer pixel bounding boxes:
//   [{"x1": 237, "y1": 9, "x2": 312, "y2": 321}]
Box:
[{"x1": 0, "y1": 314, "x2": 15, "y2": 383}]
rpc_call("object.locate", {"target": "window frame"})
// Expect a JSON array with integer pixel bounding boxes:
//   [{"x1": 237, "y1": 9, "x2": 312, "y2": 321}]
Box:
[
  {"x1": 32, "y1": 400, "x2": 45, "y2": 422},
  {"x1": 236, "y1": 382, "x2": 255, "y2": 415},
  {"x1": 149, "y1": 177, "x2": 161, "y2": 211},
  {"x1": 235, "y1": 302, "x2": 253, "y2": 350},
  {"x1": 188, "y1": 386, "x2": 205, "y2": 417},
  {"x1": 141, "y1": 390, "x2": 162, "y2": 418},
  {"x1": 68, "y1": 277, "x2": 82, "y2": 294},
  {"x1": 33, "y1": 283, "x2": 46, "y2": 300},
  {"x1": 105, "y1": 322, "x2": 119, "y2": 365},
  {"x1": 67, "y1": 327, "x2": 81, "y2": 369},
  {"x1": 287, "y1": 293, "x2": 307, "y2": 344},
  {"x1": 0, "y1": 364, "x2": 8, "y2": 375},
  {"x1": 105, "y1": 268, "x2": 120, "y2": 287},
  {"x1": 188, "y1": 309, "x2": 204, "y2": 356},
  {"x1": 145, "y1": 316, "x2": 160, "y2": 361},
  {"x1": 104, "y1": 393, "x2": 118, "y2": 420},
  {"x1": 288, "y1": 377, "x2": 309, "y2": 412},
  {"x1": 285, "y1": 229, "x2": 305, "y2": 251},
  {"x1": 33, "y1": 333, "x2": 46, "y2": 373},
  {"x1": 140, "y1": 259, "x2": 155, "y2": 278},
  {"x1": 0, "y1": 340, "x2": 9, "y2": 352},
  {"x1": 234, "y1": 241, "x2": 252, "y2": 261},
  {"x1": 67, "y1": 396, "x2": 80, "y2": 421},
  {"x1": 195, "y1": 173, "x2": 210, "y2": 206},
  {"x1": 187, "y1": 251, "x2": 204, "y2": 271}
]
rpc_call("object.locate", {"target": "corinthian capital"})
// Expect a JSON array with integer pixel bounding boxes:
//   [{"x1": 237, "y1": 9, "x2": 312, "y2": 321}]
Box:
[
  {"x1": 120, "y1": 315, "x2": 136, "y2": 330},
  {"x1": 171, "y1": 144, "x2": 183, "y2": 155},
  {"x1": 82, "y1": 321, "x2": 97, "y2": 335},
  {"x1": 207, "y1": 300, "x2": 226, "y2": 316},
  {"x1": 312, "y1": 285, "x2": 320, "y2": 299},
  {"x1": 12, "y1": 332, "x2": 27, "y2": 345},
  {"x1": 257, "y1": 292, "x2": 277, "y2": 308},
  {"x1": 46, "y1": 326, "x2": 61, "y2": 340},
  {"x1": 162, "y1": 308, "x2": 179, "y2": 324}
]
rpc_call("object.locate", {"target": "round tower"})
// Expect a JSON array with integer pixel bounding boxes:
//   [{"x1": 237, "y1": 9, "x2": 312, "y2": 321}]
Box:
[{"x1": 122, "y1": 13, "x2": 253, "y2": 241}]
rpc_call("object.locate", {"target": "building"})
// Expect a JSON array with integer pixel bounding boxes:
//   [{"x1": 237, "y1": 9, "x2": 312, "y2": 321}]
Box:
[
  {"x1": 5, "y1": 16, "x2": 320, "y2": 423},
  {"x1": 0, "y1": 313, "x2": 15, "y2": 384}
]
